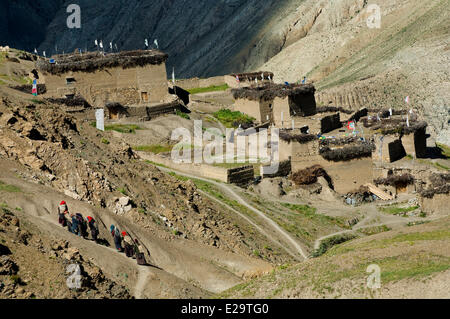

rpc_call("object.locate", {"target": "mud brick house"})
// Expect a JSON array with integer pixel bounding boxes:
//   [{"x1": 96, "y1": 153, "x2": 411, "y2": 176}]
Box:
[
  {"x1": 371, "y1": 121, "x2": 428, "y2": 163},
  {"x1": 232, "y1": 84, "x2": 317, "y2": 126},
  {"x1": 279, "y1": 131, "x2": 375, "y2": 194},
  {"x1": 36, "y1": 50, "x2": 169, "y2": 107},
  {"x1": 225, "y1": 71, "x2": 274, "y2": 89}
]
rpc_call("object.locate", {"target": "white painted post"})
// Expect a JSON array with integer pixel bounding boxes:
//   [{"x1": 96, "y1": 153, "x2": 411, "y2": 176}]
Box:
[{"x1": 95, "y1": 109, "x2": 104, "y2": 131}]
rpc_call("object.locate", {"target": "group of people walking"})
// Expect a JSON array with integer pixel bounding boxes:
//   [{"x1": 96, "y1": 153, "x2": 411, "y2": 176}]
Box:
[
  {"x1": 57, "y1": 201, "x2": 148, "y2": 266},
  {"x1": 58, "y1": 201, "x2": 99, "y2": 241},
  {"x1": 110, "y1": 225, "x2": 147, "y2": 265}
]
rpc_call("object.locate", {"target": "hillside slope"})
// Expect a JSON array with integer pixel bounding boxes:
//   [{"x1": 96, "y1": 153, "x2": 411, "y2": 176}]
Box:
[
  {"x1": 0, "y1": 0, "x2": 300, "y2": 78},
  {"x1": 220, "y1": 216, "x2": 450, "y2": 299},
  {"x1": 259, "y1": 0, "x2": 450, "y2": 145}
]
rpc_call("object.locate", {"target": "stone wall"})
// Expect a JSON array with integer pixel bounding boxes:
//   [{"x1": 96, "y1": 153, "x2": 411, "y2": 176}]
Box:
[
  {"x1": 420, "y1": 193, "x2": 449, "y2": 215},
  {"x1": 137, "y1": 152, "x2": 254, "y2": 186},
  {"x1": 260, "y1": 159, "x2": 291, "y2": 178},
  {"x1": 228, "y1": 166, "x2": 255, "y2": 186}
]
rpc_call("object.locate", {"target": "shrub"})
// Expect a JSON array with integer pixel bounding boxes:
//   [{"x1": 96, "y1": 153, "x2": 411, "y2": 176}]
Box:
[
  {"x1": 312, "y1": 234, "x2": 357, "y2": 257},
  {"x1": 213, "y1": 109, "x2": 255, "y2": 128},
  {"x1": 187, "y1": 84, "x2": 229, "y2": 95},
  {"x1": 175, "y1": 110, "x2": 190, "y2": 120},
  {"x1": 105, "y1": 124, "x2": 141, "y2": 134}
]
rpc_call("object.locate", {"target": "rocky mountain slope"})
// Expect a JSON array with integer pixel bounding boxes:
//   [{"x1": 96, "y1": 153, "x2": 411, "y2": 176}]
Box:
[
  {"x1": 0, "y1": 0, "x2": 299, "y2": 78},
  {"x1": 258, "y1": 0, "x2": 450, "y2": 146}
]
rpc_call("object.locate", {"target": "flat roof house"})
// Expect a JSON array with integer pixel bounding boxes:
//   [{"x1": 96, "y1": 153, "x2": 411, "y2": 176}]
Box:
[
  {"x1": 232, "y1": 83, "x2": 317, "y2": 126},
  {"x1": 36, "y1": 50, "x2": 169, "y2": 107},
  {"x1": 225, "y1": 71, "x2": 274, "y2": 89}
]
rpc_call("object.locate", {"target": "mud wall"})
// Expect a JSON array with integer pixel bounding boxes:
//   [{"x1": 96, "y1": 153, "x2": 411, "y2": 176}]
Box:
[
  {"x1": 234, "y1": 98, "x2": 264, "y2": 123},
  {"x1": 372, "y1": 135, "x2": 406, "y2": 163},
  {"x1": 284, "y1": 139, "x2": 373, "y2": 194},
  {"x1": 260, "y1": 159, "x2": 292, "y2": 178},
  {"x1": 320, "y1": 113, "x2": 342, "y2": 134},
  {"x1": 402, "y1": 128, "x2": 427, "y2": 159},
  {"x1": 43, "y1": 63, "x2": 168, "y2": 107},
  {"x1": 175, "y1": 76, "x2": 226, "y2": 90},
  {"x1": 272, "y1": 97, "x2": 290, "y2": 128},
  {"x1": 420, "y1": 193, "x2": 449, "y2": 215}
]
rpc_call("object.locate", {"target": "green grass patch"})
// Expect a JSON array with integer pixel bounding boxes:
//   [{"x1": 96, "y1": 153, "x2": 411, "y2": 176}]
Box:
[
  {"x1": 101, "y1": 138, "x2": 110, "y2": 145},
  {"x1": 0, "y1": 181, "x2": 21, "y2": 193},
  {"x1": 175, "y1": 110, "x2": 190, "y2": 120},
  {"x1": 30, "y1": 99, "x2": 45, "y2": 105},
  {"x1": 379, "y1": 205, "x2": 419, "y2": 215},
  {"x1": 187, "y1": 84, "x2": 229, "y2": 95},
  {"x1": 105, "y1": 124, "x2": 142, "y2": 134},
  {"x1": 117, "y1": 187, "x2": 128, "y2": 196},
  {"x1": 281, "y1": 203, "x2": 350, "y2": 229},
  {"x1": 133, "y1": 144, "x2": 173, "y2": 154},
  {"x1": 213, "y1": 109, "x2": 255, "y2": 128},
  {"x1": 357, "y1": 225, "x2": 391, "y2": 236},
  {"x1": 437, "y1": 143, "x2": 450, "y2": 159}
]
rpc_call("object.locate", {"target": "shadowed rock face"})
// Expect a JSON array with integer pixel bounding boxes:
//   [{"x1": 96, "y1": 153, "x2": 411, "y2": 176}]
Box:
[
  {"x1": 0, "y1": 0, "x2": 293, "y2": 78},
  {"x1": 0, "y1": 0, "x2": 65, "y2": 51}
]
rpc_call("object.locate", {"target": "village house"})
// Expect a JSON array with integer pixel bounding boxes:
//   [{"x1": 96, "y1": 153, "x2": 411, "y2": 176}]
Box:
[
  {"x1": 35, "y1": 50, "x2": 170, "y2": 108},
  {"x1": 224, "y1": 71, "x2": 274, "y2": 89},
  {"x1": 277, "y1": 131, "x2": 375, "y2": 194},
  {"x1": 232, "y1": 83, "x2": 317, "y2": 126}
]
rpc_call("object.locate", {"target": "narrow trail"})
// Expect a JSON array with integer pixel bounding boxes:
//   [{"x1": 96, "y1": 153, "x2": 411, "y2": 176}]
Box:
[
  {"x1": 198, "y1": 189, "x2": 301, "y2": 260},
  {"x1": 313, "y1": 217, "x2": 438, "y2": 250},
  {"x1": 156, "y1": 166, "x2": 309, "y2": 260},
  {"x1": 134, "y1": 267, "x2": 150, "y2": 299},
  {"x1": 27, "y1": 209, "x2": 150, "y2": 299}
]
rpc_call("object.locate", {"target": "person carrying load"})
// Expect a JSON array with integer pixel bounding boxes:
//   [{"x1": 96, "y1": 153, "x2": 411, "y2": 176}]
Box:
[
  {"x1": 86, "y1": 216, "x2": 99, "y2": 242},
  {"x1": 122, "y1": 231, "x2": 135, "y2": 258},
  {"x1": 110, "y1": 225, "x2": 123, "y2": 252},
  {"x1": 57, "y1": 201, "x2": 69, "y2": 227}
]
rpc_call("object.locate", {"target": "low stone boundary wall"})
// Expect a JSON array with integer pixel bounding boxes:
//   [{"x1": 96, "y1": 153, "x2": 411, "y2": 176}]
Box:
[{"x1": 137, "y1": 152, "x2": 254, "y2": 186}]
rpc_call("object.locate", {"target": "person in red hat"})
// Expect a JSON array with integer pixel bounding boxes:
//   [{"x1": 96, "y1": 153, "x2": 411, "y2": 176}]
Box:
[
  {"x1": 86, "y1": 216, "x2": 99, "y2": 242},
  {"x1": 122, "y1": 231, "x2": 135, "y2": 258},
  {"x1": 57, "y1": 201, "x2": 69, "y2": 228}
]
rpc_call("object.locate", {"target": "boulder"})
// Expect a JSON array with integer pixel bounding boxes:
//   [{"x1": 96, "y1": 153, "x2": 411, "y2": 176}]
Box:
[
  {"x1": 0, "y1": 256, "x2": 19, "y2": 275},
  {"x1": 118, "y1": 197, "x2": 130, "y2": 206}
]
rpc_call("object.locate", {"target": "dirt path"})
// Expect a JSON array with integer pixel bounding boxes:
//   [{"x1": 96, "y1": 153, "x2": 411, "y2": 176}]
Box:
[
  {"x1": 313, "y1": 217, "x2": 438, "y2": 250},
  {"x1": 156, "y1": 166, "x2": 309, "y2": 260},
  {"x1": 134, "y1": 267, "x2": 150, "y2": 299},
  {"x1": 198, "y1": 189, "x2": 301, "y2": 260}
]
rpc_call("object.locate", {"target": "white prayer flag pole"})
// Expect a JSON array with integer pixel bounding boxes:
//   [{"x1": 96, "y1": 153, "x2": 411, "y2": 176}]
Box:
[{"x1": 172, "y1": 67, "x2": 176, "y2": 85}]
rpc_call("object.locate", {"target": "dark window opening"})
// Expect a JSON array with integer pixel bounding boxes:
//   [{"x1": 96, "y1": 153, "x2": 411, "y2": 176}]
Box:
[{"x1": 66, "y1": 77, "x2": 76, "y2": 85}]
